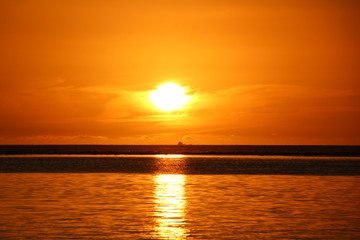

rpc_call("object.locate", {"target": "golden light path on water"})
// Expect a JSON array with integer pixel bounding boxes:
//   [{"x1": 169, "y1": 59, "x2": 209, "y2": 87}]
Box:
[
  {"x1": 154, "y1": 154, "x2": 186, "y2": 158},
  {"x1": 153, "y1": 154, "x2": 188, "y2": 239}
]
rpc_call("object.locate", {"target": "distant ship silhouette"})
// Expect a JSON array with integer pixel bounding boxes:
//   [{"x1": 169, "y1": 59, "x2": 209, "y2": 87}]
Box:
[{"x1": 177, "y1": 141, "x2": 192, "y2": 146}]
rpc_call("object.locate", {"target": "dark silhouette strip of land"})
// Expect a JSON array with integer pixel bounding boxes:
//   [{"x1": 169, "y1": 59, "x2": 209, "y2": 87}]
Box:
[{"x1": 0, "y1": 145, "x2": 359, "y2": 156}]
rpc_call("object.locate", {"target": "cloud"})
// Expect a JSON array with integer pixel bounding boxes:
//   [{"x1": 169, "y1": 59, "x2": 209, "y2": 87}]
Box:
[
  {"x1": 174, "y1": 84, "x2": 360, "y2": 142},
  {"x1": 0, "y1": 80, "x2": 359, "y2": 144},
  {"x1": 0, "y1": 83, "x2": 117, "y2": 120},
  {"x1": 21, "y1": 135, "x2": 108, "y2": 140},
  {"x1": 190, "y1": 84, "x2": 359, "y2": 117}
]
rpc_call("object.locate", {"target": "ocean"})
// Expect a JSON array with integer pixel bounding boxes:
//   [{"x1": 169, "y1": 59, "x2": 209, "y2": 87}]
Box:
[{"x1": 0, "y1": 145, "x2": 359, "y2": 239}]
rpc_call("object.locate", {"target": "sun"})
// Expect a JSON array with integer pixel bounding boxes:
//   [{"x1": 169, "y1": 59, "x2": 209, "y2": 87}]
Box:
[{"x1": 150, "y1": 83, "x2": 190, "y2": 111}]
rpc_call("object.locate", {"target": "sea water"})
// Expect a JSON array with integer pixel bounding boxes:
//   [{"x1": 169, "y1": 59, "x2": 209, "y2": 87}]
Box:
[{"x1": 0, "y1": 155, "x2": 359, "y2": 239}]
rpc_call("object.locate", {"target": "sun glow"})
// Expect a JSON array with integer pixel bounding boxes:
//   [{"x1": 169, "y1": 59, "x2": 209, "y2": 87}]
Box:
[{"x1": 150, "y1": 83, "x2": 190, "y2": 111}]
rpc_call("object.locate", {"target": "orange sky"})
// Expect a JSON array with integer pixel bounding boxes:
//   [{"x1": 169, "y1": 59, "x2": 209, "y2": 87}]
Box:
[{"x1": 1, "y1": 0, "x2": 359, "y2": 145}]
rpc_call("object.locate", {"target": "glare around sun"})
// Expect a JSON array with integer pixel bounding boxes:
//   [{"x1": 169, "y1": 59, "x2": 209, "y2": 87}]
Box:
[{"x1": 150, "y1": 83, "x2": 190, "y2": 111}]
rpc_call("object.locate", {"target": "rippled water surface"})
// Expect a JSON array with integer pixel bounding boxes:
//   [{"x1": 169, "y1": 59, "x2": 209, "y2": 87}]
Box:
[{"x1": 1, "y1": 172, "x2": 359, "y2": 239}]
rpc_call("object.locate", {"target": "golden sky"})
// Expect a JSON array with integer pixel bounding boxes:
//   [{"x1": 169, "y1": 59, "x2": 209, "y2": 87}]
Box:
[{"x1": 1, "y1": 0, "x2": 359, "y2": 145}]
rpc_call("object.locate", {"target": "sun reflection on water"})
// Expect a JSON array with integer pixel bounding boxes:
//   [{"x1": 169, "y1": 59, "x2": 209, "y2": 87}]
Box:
[
  {"x1": 154, "y1": 174, "x2": 188, "y2": 240},
  {"x1": 155, "y1": 154, "x2": 186, "y2": 158},
  {"x1": 154, "y1": 154, "x2": 187, "y2": 175}
]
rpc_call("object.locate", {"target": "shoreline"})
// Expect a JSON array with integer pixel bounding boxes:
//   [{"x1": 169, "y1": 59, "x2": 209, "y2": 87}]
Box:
[
  {"x1": 1, "y1": 152, "x2": 360, "y2": 157},
  {"x1": 0, "y1": 145, "x2": 359, "y2": 157}
]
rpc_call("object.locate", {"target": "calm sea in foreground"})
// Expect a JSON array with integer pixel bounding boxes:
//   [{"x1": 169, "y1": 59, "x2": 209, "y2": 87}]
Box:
[{"x1": 0, "y1": 145, "x2": 359, "y2": 239}]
